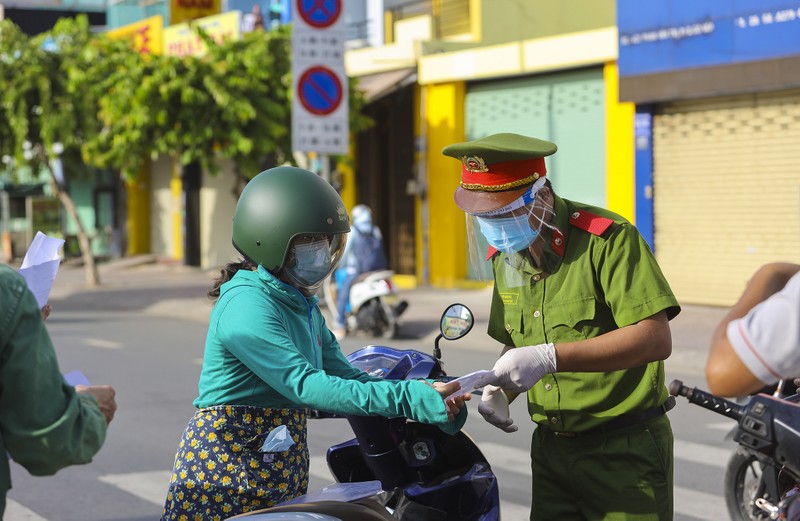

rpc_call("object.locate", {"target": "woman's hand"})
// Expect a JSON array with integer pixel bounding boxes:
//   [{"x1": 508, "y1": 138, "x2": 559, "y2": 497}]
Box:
[{"x1": 433, "y1": 381, "x2": 471, "y2": 422}]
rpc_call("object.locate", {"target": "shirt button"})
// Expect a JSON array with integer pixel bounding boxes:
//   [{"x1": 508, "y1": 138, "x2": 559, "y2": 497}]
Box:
[
  {"x1": 550, "y1": 416, "x2": 558, "y2": 424},
  {"x1": 533, "y1": 274, "x2": 541, "y2": 282},
  {"x1": 572, "y1": 211, "x2": 580, "y2": 219},
  {"x1": 533, "y1": 310, "x2": 541, "y2": 318},
  {"x1": 544, "y1": 383, "x2": 553, "y2": 391}
]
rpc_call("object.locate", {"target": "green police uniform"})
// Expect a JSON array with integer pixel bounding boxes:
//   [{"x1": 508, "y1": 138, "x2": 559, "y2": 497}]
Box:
[
  {"x1": 0, "y1": 265, "x2": 107, "y2": 517},
  {"x1": 443, "y1": 133, "x2": 681, "y2": 520},
  {"x1": 488, "y1": 197, "x2": 679, "y2": 520}
]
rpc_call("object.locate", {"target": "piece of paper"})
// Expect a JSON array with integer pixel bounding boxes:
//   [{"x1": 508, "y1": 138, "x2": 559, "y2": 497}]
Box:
[
  {"x1": 444, "y1": 369, "x2": 493, "y2": 400},
  {"x1": 64, "y1": 370, "x2": 91, "y2": 387},
  {"x1": 18, "y1": 231, "x2": 65, "y2": 308}
]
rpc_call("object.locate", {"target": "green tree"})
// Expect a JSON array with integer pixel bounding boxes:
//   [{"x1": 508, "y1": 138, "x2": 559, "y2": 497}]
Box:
[
  {"x1": 85, "y1": 23, "x2": 372, "y2": 197},
  {"x1": 1, "y1": 17, "x2": 373, "y2": 284},
  {"x1": 0, "y1": 16, "x2": 126, "y2": 286}
]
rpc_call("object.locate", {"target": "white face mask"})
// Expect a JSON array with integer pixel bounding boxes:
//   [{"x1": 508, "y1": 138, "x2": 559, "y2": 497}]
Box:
[{"x1": 286, "y1": 239, "x2": 332, "y2": 287}]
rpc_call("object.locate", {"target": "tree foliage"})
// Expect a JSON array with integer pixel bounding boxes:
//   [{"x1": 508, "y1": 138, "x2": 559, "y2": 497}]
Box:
[{"x1": 0, "y1": 15, "x2": 374, "y2": 282}]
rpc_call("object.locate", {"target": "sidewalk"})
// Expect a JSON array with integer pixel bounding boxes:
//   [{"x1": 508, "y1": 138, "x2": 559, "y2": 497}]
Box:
[{"x1": 47, "y1": 256, "x2": 722, "y2": 377}]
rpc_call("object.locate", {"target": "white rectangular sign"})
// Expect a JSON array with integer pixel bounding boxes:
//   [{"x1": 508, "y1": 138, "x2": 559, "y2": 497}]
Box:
[{"x1": 291, "y1": 0, "x2": 349, "y2": 155}]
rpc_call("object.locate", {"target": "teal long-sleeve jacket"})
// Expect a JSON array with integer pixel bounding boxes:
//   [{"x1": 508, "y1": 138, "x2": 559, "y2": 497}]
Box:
[
  {"x1": 0, "y1": 265, "x2": 107, "y2": 517},
  {"x1": 195, "y1": 266, "x2": 464, "y2": 432}
]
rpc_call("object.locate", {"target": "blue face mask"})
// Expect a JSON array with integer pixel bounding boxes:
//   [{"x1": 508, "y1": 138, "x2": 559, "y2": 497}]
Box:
[
  {"x1": 288, "y1": 239, "x2": 332, "y2": 287},
  {"x1": 476, "y1": 213, "x2": 541, "y2": 254}
]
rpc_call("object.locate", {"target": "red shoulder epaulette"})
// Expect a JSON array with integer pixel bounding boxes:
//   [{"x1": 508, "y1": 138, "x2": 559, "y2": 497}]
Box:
[{"x1": 569, "y1": 210, "x2": 614, "y2": 236}]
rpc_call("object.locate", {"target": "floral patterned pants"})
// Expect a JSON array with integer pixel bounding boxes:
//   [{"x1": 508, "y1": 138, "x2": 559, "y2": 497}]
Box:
[{"x1": 161, "y1": 405, "x2": 309, "y2": 521}]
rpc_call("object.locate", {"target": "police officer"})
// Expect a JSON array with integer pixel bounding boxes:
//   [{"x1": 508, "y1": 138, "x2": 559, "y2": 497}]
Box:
[{"x1": 443, "y1": 133, "x2": 681, "y2": 520}]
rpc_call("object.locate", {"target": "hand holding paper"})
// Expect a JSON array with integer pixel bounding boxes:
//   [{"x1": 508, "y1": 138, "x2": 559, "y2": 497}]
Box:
[{"x1": 443, "y1": 370, "x2": 493, "y2": 400}]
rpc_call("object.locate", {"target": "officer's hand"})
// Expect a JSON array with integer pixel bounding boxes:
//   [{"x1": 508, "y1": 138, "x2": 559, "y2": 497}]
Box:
[
  {"x1": 478, "y1": 385, "x2": 517, "y2": 433},
  {"x1": 476, "y1": 343, "x2": 557, "y2": 393}
]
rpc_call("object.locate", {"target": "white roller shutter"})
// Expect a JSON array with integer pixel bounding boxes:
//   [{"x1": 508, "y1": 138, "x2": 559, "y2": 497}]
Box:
[{"x1": 653, "y1": 91, "x2": 800, "y2": 306}]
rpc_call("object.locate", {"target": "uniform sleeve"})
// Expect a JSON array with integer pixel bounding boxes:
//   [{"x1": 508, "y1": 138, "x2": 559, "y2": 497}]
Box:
[
  {"x1": 726, "y1": 272, "x2": 800, "y2": 383},
  {"x1": 595, "y1": 223, "x2": 681, "y2": 327},
  {"x1": 216, "y1": 294, "x2": 453, "y2": 429},
  {"x1": 0, "y1": 270, "x2": 107, "y2": 477}
]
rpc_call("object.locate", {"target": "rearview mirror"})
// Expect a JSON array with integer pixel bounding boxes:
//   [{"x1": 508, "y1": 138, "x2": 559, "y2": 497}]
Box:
[{"x1": 440, "y1": 304, "x2": 474, "y2": 340}]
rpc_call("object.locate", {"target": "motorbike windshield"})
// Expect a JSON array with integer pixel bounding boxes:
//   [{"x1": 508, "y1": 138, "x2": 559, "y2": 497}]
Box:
[{"x1": 349, "y1": 354, "x2": 399, "y2": 379}]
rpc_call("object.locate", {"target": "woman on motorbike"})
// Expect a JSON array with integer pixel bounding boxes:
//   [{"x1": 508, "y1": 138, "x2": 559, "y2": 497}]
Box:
[{"x1": 160, "y1": 167, "x2": 468, "y2": 521}]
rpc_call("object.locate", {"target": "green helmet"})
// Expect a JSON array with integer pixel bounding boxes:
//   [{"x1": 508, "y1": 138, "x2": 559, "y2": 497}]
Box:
[{"x1": 232, "y1": 166, "x2": 350, "y2": 272}]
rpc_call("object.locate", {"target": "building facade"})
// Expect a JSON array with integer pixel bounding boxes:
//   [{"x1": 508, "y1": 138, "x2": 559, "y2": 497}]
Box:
[{"x1": 618, "y1": 0, "x2": 800, "y2": 305}]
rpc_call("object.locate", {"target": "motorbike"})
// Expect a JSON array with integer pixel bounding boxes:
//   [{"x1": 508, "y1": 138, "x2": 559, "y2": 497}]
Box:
[
  {"x1": 323, "y1": 269, "x2": 408, "y2": 339},
  {"x1": 724, "y1": 379, "x2": 800, "y2": 521},
  {"x1": 229, "y1": 303, "x2": 500, "y2": 521},
  {"x1": 669, "y1": 379, "x2": 800, "y2": 520}
]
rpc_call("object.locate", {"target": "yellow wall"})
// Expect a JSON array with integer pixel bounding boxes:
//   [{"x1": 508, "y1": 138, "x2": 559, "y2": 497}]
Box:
[
  {"x1": 125, "y1": 160, "x2": 151, "y2": 254},
  {"x1": 603, "y1": 62, "x2": 636, "y2": 222},
  {"x1": 423, "y1": 82, "x2": 468, "y2": 287}
]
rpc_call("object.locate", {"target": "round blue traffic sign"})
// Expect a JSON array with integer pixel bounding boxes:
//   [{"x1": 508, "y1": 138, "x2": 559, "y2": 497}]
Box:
[
  {"x1": 298, "y1": 66, "x2": 343, "y2": 116},
  {"x1": 296, "y1": 0, "x2": 342, "y2": 28}
]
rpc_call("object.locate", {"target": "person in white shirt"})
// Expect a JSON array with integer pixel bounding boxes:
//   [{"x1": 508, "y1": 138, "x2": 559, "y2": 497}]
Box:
[{"x1": 705, "y1": 262, "x2": 800, "y2": 396}]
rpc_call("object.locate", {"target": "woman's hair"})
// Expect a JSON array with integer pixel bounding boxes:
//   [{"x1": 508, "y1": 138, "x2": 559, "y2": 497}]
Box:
[{"x1": 208, "y1": 257, "x2": 256, "y2": 302}]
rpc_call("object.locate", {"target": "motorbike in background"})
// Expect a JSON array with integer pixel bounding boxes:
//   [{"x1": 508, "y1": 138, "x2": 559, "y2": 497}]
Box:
[
  {"x1": 670, "y1": 379, "x2": 800, "y2": 520},
  {"x1": 724, "y1": 379, "x2": 800, "y2": 521},
  {"x1": 322, "y1": 269, "x2": 408, "y2": 339},
  {"x1": 229, "y1": 303, "x2": 500, "y2": 521}
]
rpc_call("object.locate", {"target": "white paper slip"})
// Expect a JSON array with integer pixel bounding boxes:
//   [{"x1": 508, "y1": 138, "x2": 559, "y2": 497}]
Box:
[
  {"x1": 444, "y1": 370, "x2": 493, "y2": 400},
  {"x1": 18, "y1": 231, "x2": 65, "y2": 308}
]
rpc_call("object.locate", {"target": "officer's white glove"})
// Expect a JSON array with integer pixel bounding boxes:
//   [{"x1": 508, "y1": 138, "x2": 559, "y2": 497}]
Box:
[
  {"x1": 478, "y1": 385, "x2": 517, "y2": 433},
  {"x1": 476, "y1": 343, "x2": 557, "y2": 393}
]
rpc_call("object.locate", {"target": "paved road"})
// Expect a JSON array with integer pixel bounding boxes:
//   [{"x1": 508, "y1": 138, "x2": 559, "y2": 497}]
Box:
[{"x1": 3, "y1": 258, "x2": 734, "y2": 520}]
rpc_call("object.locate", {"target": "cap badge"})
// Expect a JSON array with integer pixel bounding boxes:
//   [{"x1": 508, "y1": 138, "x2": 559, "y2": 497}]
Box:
[
  {"x1": 461, "y1": 155, "x2": 489, "y2": 173},
  {"x1": 337, "y1": 205, "x2": 348, "y2": 222}
]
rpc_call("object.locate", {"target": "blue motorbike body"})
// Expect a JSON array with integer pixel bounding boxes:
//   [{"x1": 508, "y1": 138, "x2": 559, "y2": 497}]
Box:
[{"x1": 279, "y1": 345, "x2": 501, "y2": 521}]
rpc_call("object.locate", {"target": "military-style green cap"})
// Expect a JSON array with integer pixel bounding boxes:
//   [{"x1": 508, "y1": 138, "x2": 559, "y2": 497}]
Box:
[{"x1": 442, "y1": 133, "x2": 557, "y2": 214}]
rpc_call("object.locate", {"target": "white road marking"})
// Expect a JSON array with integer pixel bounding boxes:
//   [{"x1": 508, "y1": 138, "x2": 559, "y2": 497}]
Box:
[
  {"x1": 4, "y1": 500, "x2": 47, "y2": 521},
  {"x1": 97, "y1": 470, "x2": 172, "y2": 506},
  {"x1": 84, "y1": 338, "x2": 123, "y2": 349},
  {"x1": 674, "y1": 439, "x2": 732, "y2": 468},
  {"x1": 674, "y1": 486, "x2": 727, "y2": 520}
]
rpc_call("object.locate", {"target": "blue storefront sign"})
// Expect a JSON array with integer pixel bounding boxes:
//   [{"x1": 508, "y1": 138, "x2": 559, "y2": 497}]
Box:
[{"x1": 618, "y1": 1, "x2": 800, "y2": 76}]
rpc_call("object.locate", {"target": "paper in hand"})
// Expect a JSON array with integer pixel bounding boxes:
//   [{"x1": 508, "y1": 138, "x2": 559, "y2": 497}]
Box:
[
  {"x1": 63, "y1": 370, "x2": 91, "y2": 387},
  {"x1": 18, "y1": 231, "x2": 65, "y2": 308},
  {"x1": 444, "y1": 370, "x2": 493, "y2": 400}
]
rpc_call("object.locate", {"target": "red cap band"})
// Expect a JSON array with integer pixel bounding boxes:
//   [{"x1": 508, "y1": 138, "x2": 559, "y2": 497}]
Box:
[{"x1": 461, "y1": 158, "x2": 546, "y2": 191}]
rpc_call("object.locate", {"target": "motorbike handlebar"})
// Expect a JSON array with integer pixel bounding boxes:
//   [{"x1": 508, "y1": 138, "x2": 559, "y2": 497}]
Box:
[{"x1": 669, "y1": 379, "x2": 746, "y2": 421}]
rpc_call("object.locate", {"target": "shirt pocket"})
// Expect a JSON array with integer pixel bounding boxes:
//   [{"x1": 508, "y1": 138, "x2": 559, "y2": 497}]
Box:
[
  {"x1": 501, "y1": 306, "x2": 527, "y2": 346},
  {"x1": 545, "y1": 296, "x2": 601, "y2": 342}
]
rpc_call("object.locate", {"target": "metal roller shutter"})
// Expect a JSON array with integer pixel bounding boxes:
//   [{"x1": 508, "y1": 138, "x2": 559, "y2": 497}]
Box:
[{"x1": 653, "y1": 91, "x2": 800, "y2": 306}]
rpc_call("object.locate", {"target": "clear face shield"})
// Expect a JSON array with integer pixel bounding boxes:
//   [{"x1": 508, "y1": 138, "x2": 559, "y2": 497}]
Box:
[
  {"x1": 465, "y1": 177, "x2": 557, "y2": 283},
  {"x1": 283, "y1": 233, "x2": 348, "y2": 296}
]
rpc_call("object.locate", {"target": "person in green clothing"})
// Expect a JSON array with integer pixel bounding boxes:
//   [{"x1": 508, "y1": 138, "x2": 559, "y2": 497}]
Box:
[
  {"x1": 443, "y1": 133, "x2": 681, "y2": 520},
  {"x1": 0, "y1": 264, "x2": 116, "y2": 518},
  {"x1": 161, "y1": 166, "x2": 469, "y2": 520}
]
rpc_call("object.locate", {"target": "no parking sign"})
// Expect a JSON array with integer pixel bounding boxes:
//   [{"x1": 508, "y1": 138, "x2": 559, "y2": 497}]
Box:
[{"x1": 291, "y1": 0, "x2": 349, "y2": 155}]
